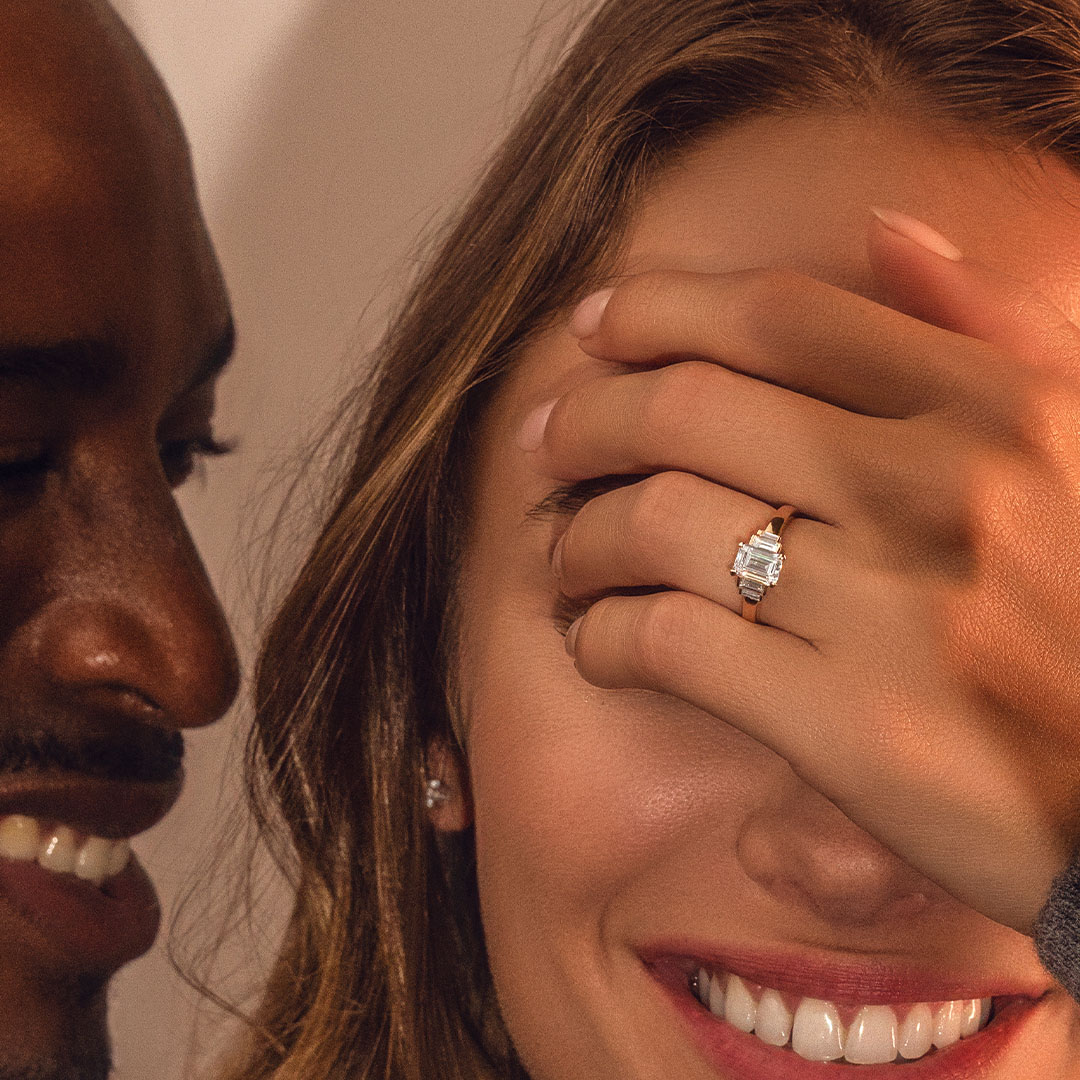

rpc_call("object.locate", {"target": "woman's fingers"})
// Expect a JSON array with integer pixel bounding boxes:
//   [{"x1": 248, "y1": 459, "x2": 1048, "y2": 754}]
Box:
[
  {"x1": 532, "y1": 216, "x2": 1080, "y2": 935},
  {"x1": 563, "y1": 588, "x2": 1060, "y2": 932},
  {"x1": 565, "y1": 590, "x2": 822, "y2": 737},
  {"x1": 553, "y1": 471, "x2": 839, "y2": 641},
  {"x1": 528, "y1": 359, "x2": 957, "y2": 528},
  {"x1": 570, "y1": 265, "x2": 1014, "y2": 422},
  {"x1": 867, "y1": 207, "x2": 1080, "y2": 377}
]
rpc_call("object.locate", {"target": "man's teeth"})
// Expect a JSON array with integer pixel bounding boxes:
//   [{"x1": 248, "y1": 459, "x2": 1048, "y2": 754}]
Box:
[
  {"x1": 0, "y1": 815, "x2": 130, "y2": 887},
  {"x1": 694, "y1": 969, "x2": 993, "y2": 1065}
]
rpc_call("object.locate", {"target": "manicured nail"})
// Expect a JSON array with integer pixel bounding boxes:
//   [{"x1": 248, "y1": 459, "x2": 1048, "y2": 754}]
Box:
[
  {"x1": 516, "y1": 399, "x2": 557, "y2": 452},
  {"x1": 569, "y1": 287, "x2": 615, "y2": 338},
  {"x1": 564, "y1": 617, "x2": 582, "y2": 658},
  {"x1": 870, "y1": 206, "x2": 962, "y2": 261},
  {"x1": 551, "y1": 533, "x2": 566, "y2": 577}
]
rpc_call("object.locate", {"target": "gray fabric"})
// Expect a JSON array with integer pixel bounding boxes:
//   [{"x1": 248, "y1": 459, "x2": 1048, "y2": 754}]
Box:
[{"x1": 1034, "y1": 854, "x2": 1080, "y2": 1001}]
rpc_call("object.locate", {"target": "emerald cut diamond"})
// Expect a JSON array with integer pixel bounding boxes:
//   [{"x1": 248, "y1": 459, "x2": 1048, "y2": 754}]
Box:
[{"x1": 731, "y1": 528, "x2": 785, "y2": 602}]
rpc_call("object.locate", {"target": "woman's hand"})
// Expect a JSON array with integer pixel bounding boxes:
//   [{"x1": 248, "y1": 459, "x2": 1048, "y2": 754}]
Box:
[{"x1": 522, "y1": 208, "x2": 1080, "y2": 934}]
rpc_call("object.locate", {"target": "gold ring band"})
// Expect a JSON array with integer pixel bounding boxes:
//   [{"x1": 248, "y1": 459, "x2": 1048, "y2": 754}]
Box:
[{"x1": 730, "y1": 504, "x2": 797, "y2": 623}]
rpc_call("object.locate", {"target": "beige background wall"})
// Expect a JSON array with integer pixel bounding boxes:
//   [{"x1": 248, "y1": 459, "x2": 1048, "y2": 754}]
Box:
[{"x1": 101, "y1": 2, "x2": 576, "y2": 1077}]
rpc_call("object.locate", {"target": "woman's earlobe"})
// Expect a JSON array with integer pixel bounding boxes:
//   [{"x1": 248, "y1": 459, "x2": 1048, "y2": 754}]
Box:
[{"x1": 424, "y1": 740, "x2": 473, "y2": 831}]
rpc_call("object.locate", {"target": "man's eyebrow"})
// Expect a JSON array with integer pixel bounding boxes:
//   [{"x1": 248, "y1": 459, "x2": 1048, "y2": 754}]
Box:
[
  {"x1": 0, "y1": 318, "x2": 236, "y2": 395},
  {"x1": 0, "y1": 339, "x2": 122, "y2": 392},
  {"x1": 526, "y1": 473, "x2": 649, "y2": 520}
]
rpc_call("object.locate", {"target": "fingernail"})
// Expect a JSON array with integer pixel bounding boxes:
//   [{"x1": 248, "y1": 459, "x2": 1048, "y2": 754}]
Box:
[
  {"x1": 870, "y1": 206, "x2": 962, "y2": 261},
  {"x1": 564, "y1": 617, "x2": 582, "y2": 658},
  {"x1": 516, "y1": 399, "x2": 557, "y2": 452},
  {"x1": 569, "y1": 287, "x2": 615, "y2": 338},
  {"x1": 551, "y1": 533, "x2": 566, "y2": 577}
]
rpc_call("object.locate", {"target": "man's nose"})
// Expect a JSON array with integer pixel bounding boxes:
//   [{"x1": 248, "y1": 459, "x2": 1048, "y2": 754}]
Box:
[
  {"x1": 18, "y1": 480, "x2": 240, "y2": 730},
  {"x1": 736, "y1": 781, "x2": 936, "y2": 929}
]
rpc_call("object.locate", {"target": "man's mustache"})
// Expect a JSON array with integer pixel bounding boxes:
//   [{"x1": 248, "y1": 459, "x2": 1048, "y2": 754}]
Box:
[{"x1": 0, "y1": 728, "x2": 184, "y2": 784}]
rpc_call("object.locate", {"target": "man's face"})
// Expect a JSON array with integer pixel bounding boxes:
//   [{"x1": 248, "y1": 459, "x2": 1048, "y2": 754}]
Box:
[{"x1": 0, "y1": 3, "x2": 238, "y2": 1077}]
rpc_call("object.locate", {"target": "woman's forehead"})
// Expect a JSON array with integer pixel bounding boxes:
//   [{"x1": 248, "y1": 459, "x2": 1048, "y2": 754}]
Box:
[
  {"x1": 483, "y1": 104, "x2": 1080, "y2": 450},
  {"x1": 622, "y1": 106, "x2": 1080, "y2": 321}
]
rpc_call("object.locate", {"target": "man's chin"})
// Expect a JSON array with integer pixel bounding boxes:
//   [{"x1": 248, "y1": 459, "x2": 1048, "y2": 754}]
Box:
[{"x1": 0, "y1": 969, "x2": 112, "y2": 1080}]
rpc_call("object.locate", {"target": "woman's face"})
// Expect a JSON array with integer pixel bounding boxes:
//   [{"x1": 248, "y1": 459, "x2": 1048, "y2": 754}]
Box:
[{"x1": 453, "y1": 107, "x2": 1080, "y2": 1079}]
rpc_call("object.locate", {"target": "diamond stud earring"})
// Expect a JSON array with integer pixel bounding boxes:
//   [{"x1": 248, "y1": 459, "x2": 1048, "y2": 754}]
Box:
[{"x1": 425, "y1": 777, "x2": 450, "y2": 810}]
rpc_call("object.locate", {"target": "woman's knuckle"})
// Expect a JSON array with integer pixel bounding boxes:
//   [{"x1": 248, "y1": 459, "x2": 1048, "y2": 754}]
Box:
[
  {"x1": 957, "y1": 456, "x2": 1005, "y2": 540},
  {"x1": 1010, "y1": 372, "x2": 1080, "y2": 462},
  {"x1": 624, "y1": 472, "x2": 688, "y2": 541},
  {"x1": 627, "y1": 592, "x2": 689, "y2": 679},
  {"x1": 611, "y1": 269, "x2": 691, "y2": 335},
  {"x1": 955, "y1": 453, "x2": 1045, "y2": 573},
  {"x1": 621, "y1": 478, "x2": 665, "y2": 556},
  {"x1": 740, "y1": 266, "x2": 802, "y2": 314},
  {"x1": 742, "y1": 265, "x2": 803, "y2": 305},
  {"x1": 937, "y1": 583, "x2": 977, "y2": 657},
  {"x1": 720, "y1": 267, "x2": 804, "y2": 353},
  {"x1": 627, "y1": 268, "x2": 679, "y2": 304},
  {"x1": 667, "y1": 358, "x2": 716, "y2": 402},
  {"x1": 638, "y1": 364, "x2": 697, "y2": 444}
]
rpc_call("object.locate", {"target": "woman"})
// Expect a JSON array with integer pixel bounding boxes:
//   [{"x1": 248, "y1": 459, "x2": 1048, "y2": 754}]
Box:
[{"x1": 226, "y1": 0, "x2": 1080, "y2": 1076}]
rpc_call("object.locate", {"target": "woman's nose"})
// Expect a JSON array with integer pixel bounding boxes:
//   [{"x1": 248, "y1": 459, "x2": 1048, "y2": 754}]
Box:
[
  {"x1": 735, "y1": 781, "x2": 934, "y2": 929},
  {"x1": 18, "y1": 483, "x2": 240, "y2": 730}
]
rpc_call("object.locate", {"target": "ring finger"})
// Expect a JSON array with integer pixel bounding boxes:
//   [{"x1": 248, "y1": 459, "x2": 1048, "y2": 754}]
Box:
[
  {"x1": 553, "y1": 470, "x2": 843, "y2": 643},
  {"x1": 531, "y1": 360, "x2": 919, "y2": 527}
]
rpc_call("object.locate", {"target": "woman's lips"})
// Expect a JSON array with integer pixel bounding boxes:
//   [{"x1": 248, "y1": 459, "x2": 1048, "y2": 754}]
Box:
[
  {"x1": 658, "y1": 979, "x2": 1040, "y2": 1079},
  {"x1": 638, "y1": 942, "x2": 1051, "y2": 1004},
  {"x1": 639, "y1": 944, "x2": 1050, "y2": 1079}
]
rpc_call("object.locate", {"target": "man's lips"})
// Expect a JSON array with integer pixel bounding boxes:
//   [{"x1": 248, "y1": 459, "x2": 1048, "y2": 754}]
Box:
[
  {"x1": 0, "y1": 854, "x2": 161, "y2": 974},
  {"x1": 0, "y1": 770, "x2": 185, "y2": 974},
  {"x1": 0, "y1": 770, "x2": 183, "y2": 838}
]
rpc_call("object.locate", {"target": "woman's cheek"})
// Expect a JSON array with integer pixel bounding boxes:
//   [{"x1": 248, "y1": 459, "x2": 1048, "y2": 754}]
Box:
[
  {"x1": 463, "y1": 606, "x2": 749, "y2": 938},
  {"x1": 458, "y1": 595, "x2": 783, "y2": 1077},
  {"x1": 461, "y1": 587, "x2": 772, "y2": 906},
  {"x1": 468, "y1": 626, "x2": 677, "y2": 894},
  {"x1": 463, "y1": 630, "x2": 694, "y2": 1071}
]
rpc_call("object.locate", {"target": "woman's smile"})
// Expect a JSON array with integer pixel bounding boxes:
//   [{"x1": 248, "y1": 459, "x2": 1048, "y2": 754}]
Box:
[
  {"x1": 660, "y1": 979, "x2": 1045, "y2": 1078},
  {"x1": 642, "y1": 948, "x2": 1054, "y2": 1073},
  {"x1": 688, "y1": 973, "x2": 992, "y2": 1062}
]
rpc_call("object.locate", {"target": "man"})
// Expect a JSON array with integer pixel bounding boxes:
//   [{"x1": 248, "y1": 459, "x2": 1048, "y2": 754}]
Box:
[{"x1": 0, "y1": 1, "x2": 239, "y2": 1077}]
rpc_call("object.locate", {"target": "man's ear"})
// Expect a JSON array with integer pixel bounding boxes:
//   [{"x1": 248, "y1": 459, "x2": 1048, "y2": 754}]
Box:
[{"x1": 425, "y1": 738, "x2": 473, "y2": 832}]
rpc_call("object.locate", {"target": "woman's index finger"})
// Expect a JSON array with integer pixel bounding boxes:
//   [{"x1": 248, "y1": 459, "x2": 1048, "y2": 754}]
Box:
[{"x1": 568, "y1": 266, "x2": 987, "y2": 419}]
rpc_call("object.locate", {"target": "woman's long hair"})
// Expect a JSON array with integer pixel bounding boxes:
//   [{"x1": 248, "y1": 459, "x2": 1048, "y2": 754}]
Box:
[{"x1": 225, "y1": 2, "x2": 1080, "y2": 1076}]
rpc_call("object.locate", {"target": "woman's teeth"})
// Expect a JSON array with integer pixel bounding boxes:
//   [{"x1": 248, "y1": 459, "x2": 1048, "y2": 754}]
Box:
[
  {"x1": 693, "y1": 969, "x2": 992, "y2": 1065},
  {"x1": 0, "y1": 814, "x2": 130, "y2": 887}
]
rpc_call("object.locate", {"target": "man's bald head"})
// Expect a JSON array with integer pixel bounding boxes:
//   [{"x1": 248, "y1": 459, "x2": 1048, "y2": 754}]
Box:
[{"x1": 0, "y1": 1, "x2": 192, "y2": 190}]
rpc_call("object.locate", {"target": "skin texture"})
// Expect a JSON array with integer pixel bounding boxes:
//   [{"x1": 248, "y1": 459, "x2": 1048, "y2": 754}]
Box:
[
  {"x1": 0, "y1": 2, "x2": 238, "y2": 1077},
  {"x1": 443, "y1": 107, "x2": 1080, "y2": 1078}
]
